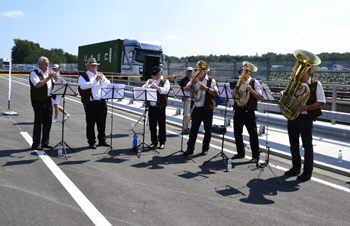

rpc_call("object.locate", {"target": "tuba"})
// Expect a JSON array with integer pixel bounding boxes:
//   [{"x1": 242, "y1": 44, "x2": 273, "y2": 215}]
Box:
[
  {"x1": 278, "y1": 49, "x2": 321, "y2": 120},
  {"x1": 189, "y1": 60, "x2": 210, "y2": 102},
  {"x1": 234, "y1": 61, "x2": 258, "y2": 106}
]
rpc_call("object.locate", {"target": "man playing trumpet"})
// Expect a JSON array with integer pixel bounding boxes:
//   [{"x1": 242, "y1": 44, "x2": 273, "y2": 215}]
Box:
[
  {"x1": 78, "y1": 58, "x2": 110, "y2": 149},
  {"x1": 142, "y1": 66, "x2": 170, "y2": 149},
  {"x1": 184, "y1": 60, "x2": 218, "y2": 156}
]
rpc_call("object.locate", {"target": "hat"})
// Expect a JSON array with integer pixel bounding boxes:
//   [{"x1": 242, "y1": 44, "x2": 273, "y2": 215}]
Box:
[
  {"x1": 186, "y1": 67, "x2": 193, "y2": 71},
  {"x1": 85, "y1": 58, "x2": 100, "y2": 66},
  {"x1": 151, "y1": 66, "x2": 162, "y2": 75},
  {"x1": 52, "y1": 64, "x2": 60, "y2": 69}
]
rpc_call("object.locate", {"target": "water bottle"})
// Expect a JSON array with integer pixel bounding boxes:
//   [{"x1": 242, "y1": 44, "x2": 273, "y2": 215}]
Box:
[
  {"x1": 338, "y1": 150, "x2": 342, "y2": 162},
  {"x1": 137, "y1": 140, "x2": 142, "y2": 153},
  {"x1": 58, "y1": 148, "x2": 62, "y2": 156},
  {"x1": 227, "y1": 157, "x2": 232, "y2": 172},
  {"x1": 131, "y1": 121, "x2": 135, "y2": 130},
  {"x1": 132, "y1": 133, "x2": 138, "y2": 150}
]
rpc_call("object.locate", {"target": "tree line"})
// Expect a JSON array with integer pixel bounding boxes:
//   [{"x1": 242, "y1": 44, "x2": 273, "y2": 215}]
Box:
[
  {"x1": 10, "y1": 39, "x2": 350, "y2": 64},
  {"x1": 11, "y1": 39, "x2": 77, "y2": 64}
]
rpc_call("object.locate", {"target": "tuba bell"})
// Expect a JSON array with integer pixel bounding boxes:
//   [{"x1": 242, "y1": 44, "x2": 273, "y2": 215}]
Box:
[
  {"x1": 189, "y1": 60, "x2": 210, "y2": 102},
  {"x1": 234, "y1": 61, "x2": 258, "y2": 106},
  {"x1": 278, "y1": 49, "x2": 321, "y2": 120}
]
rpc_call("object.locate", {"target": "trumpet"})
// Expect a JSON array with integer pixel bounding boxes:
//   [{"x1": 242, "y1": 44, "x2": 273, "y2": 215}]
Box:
[{"x1": 146, "y1": 78, "x2": 157, "y2": 88}]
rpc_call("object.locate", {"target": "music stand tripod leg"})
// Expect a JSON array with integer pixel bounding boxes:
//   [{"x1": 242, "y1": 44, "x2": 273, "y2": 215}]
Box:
[{"x1": 162, "y1": 125, "x2": 196, "y2": 163}]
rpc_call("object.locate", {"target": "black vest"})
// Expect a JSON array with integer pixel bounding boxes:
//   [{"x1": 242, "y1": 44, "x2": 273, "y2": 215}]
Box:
[
  {"x1": 306, "y1": 79, "x2": 322, "y2": 121},
  {"x1": 29, "y1": 69, "x2": 53, "y2": 102},
  {"x1": 78, "y1": 72, "x2": 93, "y2": 105},
  {"x1": 204, "y1": 76, "x2": 216, "y2": 112}
]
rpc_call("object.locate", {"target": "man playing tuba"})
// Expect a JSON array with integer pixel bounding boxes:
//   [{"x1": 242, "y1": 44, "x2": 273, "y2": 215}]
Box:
[
  {"x1": 184, "y1": 60, "x2": 218, "y2": 156},
  {"x1": 231, "y1": 63, "x2": 262, "y2": 163},
  {"x1": 280, "y1": 50, "x2": 326, "y2": 181}
]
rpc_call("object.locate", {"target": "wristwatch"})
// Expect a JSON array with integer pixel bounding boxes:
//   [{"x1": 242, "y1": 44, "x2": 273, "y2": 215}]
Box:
[{"x1": 206, "y1": 87, "x2": 210, "y2": 92}]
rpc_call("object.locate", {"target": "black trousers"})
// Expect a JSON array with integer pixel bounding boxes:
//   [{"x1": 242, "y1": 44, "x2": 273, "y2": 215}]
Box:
[
  {"x1": 31, "y1": 98, "x2": 53, "y2": 147},
  {"x1": 233, "y1": 107, "x2": 260, "y2": 159},
  {"x1": 288, "y1": 114, "x2": 314, "y2": 175},
  {"x1": 148, "y1": 106, "x2": 166, "y2": 145},
  {"x1": 84, "y1": 100, "x2": 107, "y2": 145},
  {"x1": 187, "y1": 107, "x2": 213, "y2": 152}
]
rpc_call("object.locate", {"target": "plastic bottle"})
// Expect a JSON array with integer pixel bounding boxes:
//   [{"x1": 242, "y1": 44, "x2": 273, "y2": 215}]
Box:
[
  {"x1": 137, "y1": 140, "x2": 142, "y2": 153},
  {"x1": 58, "y1": 148, "x2": 62, "y2": 156},
  {"x1": 338, "y1": 150, "x2": 342, "y2": 163},
  {"x1": 227, "y1": 157, "x2": 232, "y2": 172},
  {"x1": 131, "y1": 121, "x2": 135, "y2": 130},
  {"x1": 132, "y1": 133, "x2": 138, "y2": 149}
]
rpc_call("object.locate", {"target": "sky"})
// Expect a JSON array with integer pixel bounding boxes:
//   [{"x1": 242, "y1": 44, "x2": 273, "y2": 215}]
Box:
[{"x1": 1, "y1": 0, "x2": 350, "y2": 60}]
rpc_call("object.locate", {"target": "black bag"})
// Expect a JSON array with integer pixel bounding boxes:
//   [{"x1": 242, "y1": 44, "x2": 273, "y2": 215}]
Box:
[{"x1": 212, "y1": 125, "x2": 226, "y2": 134}]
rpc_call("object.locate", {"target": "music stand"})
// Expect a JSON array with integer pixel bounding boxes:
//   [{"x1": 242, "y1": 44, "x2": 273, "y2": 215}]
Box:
[
  {"x1": 162, "y1": 85, "x2": 195, "y2": 163},
  {"x1": 203, "y1": 83, "x2": 232, "y2": 169},
  {"x1": 95, "y1": 83, "x2": 125, "y2": 156},
  {"x1": 49, "y1": 82, "x2": 79, "y2": 159},
  {"x1": 256, "y1": 84, "x2": 281, "y2": 183},
  {"x1": 133, "y1": 87, "x2": 159, "y2": 158}
]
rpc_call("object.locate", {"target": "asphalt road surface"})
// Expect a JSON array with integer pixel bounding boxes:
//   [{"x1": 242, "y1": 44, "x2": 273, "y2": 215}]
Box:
[{"x1": 1, "y1": 76, "x2": 350, "y2": 226}]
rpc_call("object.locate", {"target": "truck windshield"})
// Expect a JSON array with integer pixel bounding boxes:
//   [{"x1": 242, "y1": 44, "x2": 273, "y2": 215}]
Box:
[{"x1": 135, "y1": 50, "x2": 163, "y2": 63}]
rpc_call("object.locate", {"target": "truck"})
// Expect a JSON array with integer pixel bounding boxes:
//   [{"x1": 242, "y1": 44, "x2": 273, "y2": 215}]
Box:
[
  {"x1": 78, "y1": 39, "x2": 164, "y2": 76},
  {"x1": 0, "y1": 58, "x2": 11, "y2": 69}
]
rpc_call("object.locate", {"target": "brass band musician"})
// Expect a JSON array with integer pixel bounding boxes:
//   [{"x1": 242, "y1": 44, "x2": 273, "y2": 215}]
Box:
[
  {"x1": 231, "y1": 64, "x2": 262, "y2": 163},
  {"x1": 281, "y1": 66, "x2": 326, "y2": 181},
  {"x1": 142, "y1": 66, "x2": 170, "y2": 149},
  {"x1": 184, "y1": 60, "x2": 218, "y2": 156}
]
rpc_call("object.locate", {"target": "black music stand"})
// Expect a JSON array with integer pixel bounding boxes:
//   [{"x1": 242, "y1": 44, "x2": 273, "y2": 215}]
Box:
[
  {"x1": 256, "y1": 84, "x2": 281, "y2": 183},
  {"x1": 162, "y1": 85, "x2": 195, "y2": 163},
  {"x1": 49, "y1": 82, "x2": 79, "y2": 159},
  {"x1": 95, "y1": 84, "x2": 125, "y2": 156},
  {"x1": 203, "y1": 83, "x2": 232, "y2": 169},
  {"x1": 133, "y1": 87, "x2": 159, "y2": 158}
]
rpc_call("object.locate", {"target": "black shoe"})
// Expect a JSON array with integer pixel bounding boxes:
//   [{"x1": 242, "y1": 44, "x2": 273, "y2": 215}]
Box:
[
  {"x1": 31, "y1": 145, "x2": 43, "y2": 150},
  {"x1": 284, "y1": 168, "x2": 301, "y2": 176},
  {"x1": 41, "y1": 144, "x2": 53, "y2": 149},
  {"x1": 201, "y1": 150, "x2": 208, "y2": 156},
  {"x1": 98, "y1": 142, "x2": 109, "y2": 147},
  {"x1": 159, "y1": 143, "x2": 165, "y2": 149},
  {"x1": 184, "y1": 150, "x2": 194, "y2": 156},
  {"x1": 297, "y1": 173, "x2": 311, "y2": 181},
  {"x1": 232, "y1": 154, "x2": 244, "y2": 159},
  {"x1": 149, "y1": 143, "x2": 158, "y2": 148},
  {"x1": 89, "y1": 144, "x2": 97, "y2": 149}
]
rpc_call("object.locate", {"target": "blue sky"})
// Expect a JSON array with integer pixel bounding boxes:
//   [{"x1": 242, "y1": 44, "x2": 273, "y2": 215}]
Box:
[{"x1": 1, "y1": 0, "x2": 350, "y2": 60}]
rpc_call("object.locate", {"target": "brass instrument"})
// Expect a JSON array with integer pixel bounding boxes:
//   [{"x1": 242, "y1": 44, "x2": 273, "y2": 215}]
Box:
[
  {"x1": 146, "y1": 78, "x2": 157, "y2": 88},
  {"x1": 278, "y1": 49, "x2": 321, "y2": 120},
  {"x1": 234, "y1": 61, "x2": 258, "y2": 106},
  {"x1": 189, "y1": 60, "x2": 210, "y2": 102}
]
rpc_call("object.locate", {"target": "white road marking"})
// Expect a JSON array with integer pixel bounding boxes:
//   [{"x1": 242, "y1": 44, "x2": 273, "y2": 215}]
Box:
[{"x1": 20, "y1": 132, "x2": 112, "y2": 226}]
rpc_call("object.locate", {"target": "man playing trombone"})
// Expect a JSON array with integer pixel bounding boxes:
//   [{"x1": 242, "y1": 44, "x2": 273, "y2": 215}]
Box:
[{"x1": 142, "y1": 66, "x2": 170, "y2": 149}]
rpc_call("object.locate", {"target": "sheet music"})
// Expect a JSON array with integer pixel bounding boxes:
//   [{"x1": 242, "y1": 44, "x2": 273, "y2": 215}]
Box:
[
  {"x1": 101, "y1": 83, "x2": 125, "y2": 99},
  {"x1": 51, "y1": 82, "x2": 79, "y2": 96},
  {"x1": 133, "y1": 87, "x2": 157, "y2": 101},
  {"x1": 217, "y1": 83, "x2": 232, "y2": 99}
]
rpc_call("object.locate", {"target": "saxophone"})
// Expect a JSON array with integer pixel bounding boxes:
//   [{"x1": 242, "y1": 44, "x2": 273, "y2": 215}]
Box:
[
  {"x1": 278, "y1": 49, "x2": 321, "y2": 120},
  {"x1": 234, "y1": 61, "x2": 258, "y2": 106},
  {"x1": 189, "y1": 60, "x2": 210, "y2": 102}
]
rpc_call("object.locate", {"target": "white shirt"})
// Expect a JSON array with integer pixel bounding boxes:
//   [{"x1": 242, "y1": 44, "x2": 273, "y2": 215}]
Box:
[
  {"x1": 186, "y1": 74, "x2": 218, "y2": 107},
  {"x1": 142, "y1": 76, "x2": 170, "y2": 106},
  {"x1": 300, "y1": 77, "x2": 326, "y2": 114},
  {"x1": 29, "y1": 68, "x2": 53, "y2": 96},
  {"x1": 78, "y1": 70, "x2": 110, "y2": 101}
]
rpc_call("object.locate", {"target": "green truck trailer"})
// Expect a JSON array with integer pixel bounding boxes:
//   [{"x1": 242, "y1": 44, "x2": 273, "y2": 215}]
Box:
[{"x1": 78, "y1": 39, "x2": 164, "y2": 75}]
